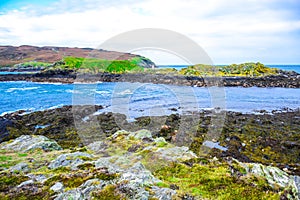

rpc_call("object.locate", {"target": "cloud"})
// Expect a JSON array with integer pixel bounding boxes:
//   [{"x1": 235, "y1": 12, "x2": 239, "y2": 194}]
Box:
[{"x1": 0, "y1": 0, "x2": 299, "y2": 64}]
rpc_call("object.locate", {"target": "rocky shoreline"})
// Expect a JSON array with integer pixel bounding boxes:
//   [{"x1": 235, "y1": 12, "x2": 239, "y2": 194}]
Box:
[
  {"x1": 0, "y1": 106, "x2": 299, "y2": 199},
  {"x1": 1, "y1": 106, "x2": 299, "y2": 174},
  {"x1": 0, "y1": 70, "x2": 299, "y2": 87}
]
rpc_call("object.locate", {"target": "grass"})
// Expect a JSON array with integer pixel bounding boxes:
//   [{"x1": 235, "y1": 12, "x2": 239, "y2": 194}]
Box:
[
  {"x1": 47, "y1": 56, "x2": 280, "y2": 77},
  {"x1": 52, "y1": 56, "x2": 145, "y2": 73},
  {"x1": 0, "y1": 149, "x2": 70, "y2": 170}
]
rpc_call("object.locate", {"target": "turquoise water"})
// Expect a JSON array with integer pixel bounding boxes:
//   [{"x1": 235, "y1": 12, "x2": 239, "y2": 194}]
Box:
[{"x1": 0, "y1": 81, "x2": 299, "y2": 117}]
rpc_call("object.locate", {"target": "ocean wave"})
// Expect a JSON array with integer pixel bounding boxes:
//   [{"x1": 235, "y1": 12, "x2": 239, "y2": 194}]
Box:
[
  {"x1": 48, "y1": 104, "x2": 65, "y2": 110},
  {"x1": 115, "y1": 89, "x2": 133, "y2": 96},
  {"x1": 6, "y1": 86, "x2": 40, "y2": 93},
  {"x1": 0, "y1": 108, "x2": 34, "y2": 117},
  {"x1": 95, "y1": 90, "x2": 111, "y2": 95},
  {"x1": 65, "y1": 89, "x2": 83, "y2": 94}
]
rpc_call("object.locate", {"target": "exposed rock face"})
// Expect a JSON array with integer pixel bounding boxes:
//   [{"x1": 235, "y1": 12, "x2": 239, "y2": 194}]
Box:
[
  {"x1": 0, "y1": 135, "x2": 62, "y2": 152},
  {"x1": 9, "y1": 162, "x2": 31, "y2": 173},
  {"x1": 48, "y1": 152, "x2": 93, "y2": 170}
]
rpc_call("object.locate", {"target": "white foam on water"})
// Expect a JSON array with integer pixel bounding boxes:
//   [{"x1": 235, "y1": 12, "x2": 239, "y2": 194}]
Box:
[{"x1": 6, "y1": 86, "x2": 40, "y2": 93}]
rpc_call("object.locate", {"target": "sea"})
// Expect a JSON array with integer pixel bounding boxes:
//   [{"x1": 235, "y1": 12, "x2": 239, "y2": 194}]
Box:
[{"x1": 0, "y1": 65, "x2": 299, "y2": 118}]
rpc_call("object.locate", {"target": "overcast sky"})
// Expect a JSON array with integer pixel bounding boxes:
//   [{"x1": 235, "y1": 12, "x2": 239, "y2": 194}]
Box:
[{"x1": 0, "y1": 0, "x2": 299, "y2": 64}]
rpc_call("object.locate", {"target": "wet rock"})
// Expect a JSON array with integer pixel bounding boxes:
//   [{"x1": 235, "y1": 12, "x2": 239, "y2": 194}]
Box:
[
  {"x1": 0, "y1": 135, "x2": 62, "y2": 152},
  {"x1": 50, "y1": 182, "x2": 64, "y2": 193},
  {"x1": 9, "y1": 162, "x2": 31, "y2": 173},
  {"x1": 48, "y1": 152, "x2": 93, "y2": 170},
  {"x1": 0, "y1": 117, "x2": 13, "y2": 140}
]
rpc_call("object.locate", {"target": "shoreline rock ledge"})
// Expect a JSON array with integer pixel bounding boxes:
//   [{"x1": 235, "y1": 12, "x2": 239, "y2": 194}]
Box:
[{"x1": 0, "y1": 70, "x2": 299, "y2": 88}]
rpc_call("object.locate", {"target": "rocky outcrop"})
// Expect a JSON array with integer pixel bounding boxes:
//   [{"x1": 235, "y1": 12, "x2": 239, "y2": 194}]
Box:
[
  {"x1": 0, "y1": 131, "x2": 299, "y2": 199},
  {"x1": 0, "y1": 70, "x2": 299, "y2": 87},
  {"x1": 9, "y1": 162, "x2": 31, "y2": 173},
  {"x1": 0, "y1": 135, "x2": 62, "y2": 152},
  {"x1": 48, "y1": 152, "x2": 93, "y2": 170}
]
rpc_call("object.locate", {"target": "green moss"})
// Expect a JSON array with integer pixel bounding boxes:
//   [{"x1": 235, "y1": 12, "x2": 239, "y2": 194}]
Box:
[
  {"x1": 77, "y1": 162, "x2": 95, "y2": 170},
  {"x1": 0, "y1": 155, "x2": 13, "y2": 162},
  {"x1": 51, "y1": 166, "x2": 71, "y2": 173},
  {"x1": 17, "y1": 153, "x2": 28, "y2": 157},
  {"x1": 155, "y1": 141, "x2": 167, "y2": 148},
  {"x1": 44, "y1": 168, "x2": 118, "y2": 189},
  {"x1": 0, "y1": 173, "x2": 29, "y2": 191},
  {"x1": 91, "y1": 185, "x2": 125, "y2": 200},
  {"x1": 0, "y1": 173, "x2": 51, "y2": 200},
  {"x1": 156, "y1": 182, "x2": 169, "y2": 188},
  {"x1": 44, "y1": 173, "x2": 88, "y2": 188},
  {"x1": 94, "y1": 171, "x2": 118, "y2": 181},
  {"x1": 153, "y1": 162, "x2": 280, "y2": 199}
]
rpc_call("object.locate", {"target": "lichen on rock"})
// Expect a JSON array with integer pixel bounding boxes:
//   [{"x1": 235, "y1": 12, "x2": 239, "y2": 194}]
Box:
[{"x1": 0, "y1": 135, "x2": 62, "y2": 152}]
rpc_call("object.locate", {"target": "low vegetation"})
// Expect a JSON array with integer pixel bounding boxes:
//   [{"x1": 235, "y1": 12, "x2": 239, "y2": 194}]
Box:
[
  {"x1": 50, "y1": 56, "x2": 145, "y2": 73},
  {"x1": 178, "y1": 62, "x2": 278, "y2": 77},
  {"x1": 153, "y1": 162, "x2": 280, "y2": 199},
  {"x1": 14, "y1": 61, "x2": 52, "y2": 68},
  {"x1": 41, "y1": 56, "x2": 280, "y2": 77}
]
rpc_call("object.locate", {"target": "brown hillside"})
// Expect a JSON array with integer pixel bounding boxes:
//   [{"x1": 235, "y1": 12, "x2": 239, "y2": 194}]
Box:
[{"x1": 0, "y1": 45, "x2": 139, "y2": 66}]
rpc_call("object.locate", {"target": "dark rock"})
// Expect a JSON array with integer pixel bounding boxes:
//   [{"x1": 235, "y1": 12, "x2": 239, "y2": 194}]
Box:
[
  {"x1": 0, "y1": 117, "x2": 13, "y2": 140},
  {"x1": 0, "y1": 71, "x2": 299, "y2": 87}
]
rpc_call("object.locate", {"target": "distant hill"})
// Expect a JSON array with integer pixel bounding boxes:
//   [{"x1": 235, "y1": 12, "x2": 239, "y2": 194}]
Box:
[{"x1": 0, "y1": 45, "x2": 151, "y2": 67}]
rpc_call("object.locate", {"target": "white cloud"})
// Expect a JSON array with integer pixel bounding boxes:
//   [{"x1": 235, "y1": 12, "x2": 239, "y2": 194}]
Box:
[{"x1": 0, "y1": 0, "x2": 299, "y2": 64}]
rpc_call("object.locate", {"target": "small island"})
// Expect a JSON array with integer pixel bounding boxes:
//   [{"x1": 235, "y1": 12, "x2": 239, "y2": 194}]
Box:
[{"x1": 0, "y1": 46, "x2": 299, "y2": 88}]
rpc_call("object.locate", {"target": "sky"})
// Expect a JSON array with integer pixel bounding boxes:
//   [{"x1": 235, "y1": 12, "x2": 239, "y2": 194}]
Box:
[{"x1": 0, "y1": 0, "x2": 300, "y2": 65}]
